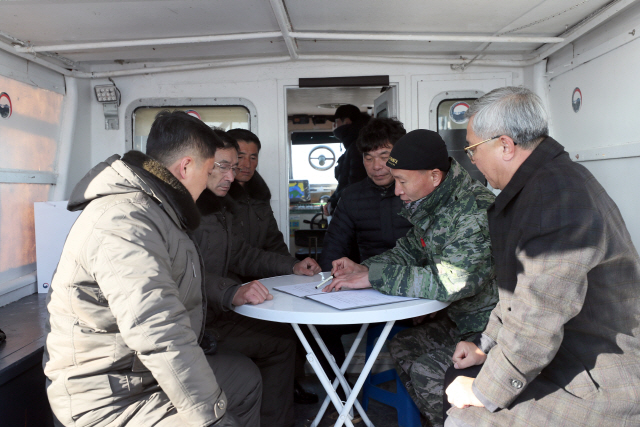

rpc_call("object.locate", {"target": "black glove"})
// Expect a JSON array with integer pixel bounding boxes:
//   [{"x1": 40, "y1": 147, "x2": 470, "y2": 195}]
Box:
[
  {"x1": 200, "y1": 330, "x2": 218, "y2": 355},
  {"x1": 209, "y1": 411, "x2": 241, "y2": 427}
]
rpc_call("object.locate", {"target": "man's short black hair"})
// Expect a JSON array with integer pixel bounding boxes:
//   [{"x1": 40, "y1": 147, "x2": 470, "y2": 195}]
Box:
[
  {"x1": 227, "y1": 128, "x2": 261, "y2": 151},
  {"x1": 146, "y1": 110, "x2": 222, "y2": 166},
  {"x1": 333, "y1": 104, "x2": 362, "y2": 123},
  {"x1": 357, "y1": 117, "x2": 407, "y2": 154},
  {"x1": 212, "y1": 128, "x2": 240, "y2": 151}
]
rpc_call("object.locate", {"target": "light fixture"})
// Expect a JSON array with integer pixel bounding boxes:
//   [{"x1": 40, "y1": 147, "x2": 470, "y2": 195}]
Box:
[
  {"x1": 94, "y1": 79, "x2": 121, "y2": 130},
  {"x1": 317, "y1": 103, "x2": 347, "y2": 109}
]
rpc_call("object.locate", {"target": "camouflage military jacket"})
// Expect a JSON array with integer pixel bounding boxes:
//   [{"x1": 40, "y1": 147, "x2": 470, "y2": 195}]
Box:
[{"x1": 362, "y1": 159, "x2": 498, "y2": 335}]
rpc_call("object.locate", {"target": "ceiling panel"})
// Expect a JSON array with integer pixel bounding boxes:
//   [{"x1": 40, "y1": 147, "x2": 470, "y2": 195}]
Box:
[
  {"x1": 0, "y1": 0, "x2": 625, "y2": 71},
  {"x1": 285, "y1": 0, "x2": 615, "y2": 37},
  {"x1": 0, "y1": 0, "x2": 279, "y2": 45},
  {"x1": 59, "y1": 39, "x2": 288, "y2": 63},
  {"x1": 285, "y1": 0, "x2": 549, "y2": 34},
  {"x1": 500, "y1": 0, "x2": 613, "y2": 36}
]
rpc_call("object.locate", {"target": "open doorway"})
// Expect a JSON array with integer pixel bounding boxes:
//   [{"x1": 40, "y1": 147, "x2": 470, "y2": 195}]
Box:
[{"x1": 285, "y1": 85, "x2": 397, "y2": 258}]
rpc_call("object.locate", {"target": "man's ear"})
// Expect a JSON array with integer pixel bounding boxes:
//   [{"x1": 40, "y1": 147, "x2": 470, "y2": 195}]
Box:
[
  {"x1": 178, "y1": 156, "x2": 194, "y2": 180},
  {"x1": 432, "y1": 169, "x2": 443, "y2": 187},
  {"x1": 500, "y1": 136, "x2": 517, "y2": 161}
]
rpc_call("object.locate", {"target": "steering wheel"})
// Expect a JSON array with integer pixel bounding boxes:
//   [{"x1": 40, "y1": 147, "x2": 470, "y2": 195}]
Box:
[
  {"x1": 303, "y1": 213, "x2": 329, "y2": 229},
  {"x1": 308, "y1": 145, "x2": 336, "y2": 171}
]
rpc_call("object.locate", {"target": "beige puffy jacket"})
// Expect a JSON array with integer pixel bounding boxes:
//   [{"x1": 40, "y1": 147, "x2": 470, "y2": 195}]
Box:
[{"x1": 43, "y1": 152, "x2": 226, "y2": 427}]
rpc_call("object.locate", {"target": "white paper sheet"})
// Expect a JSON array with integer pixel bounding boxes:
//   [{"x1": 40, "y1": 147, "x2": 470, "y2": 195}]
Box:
[
  {"x1": 307, "y1": 289, "x2": 419, "y2": 310},
  {"x1": 273, "y1": 281, "x2": 329, "y2": 298}
]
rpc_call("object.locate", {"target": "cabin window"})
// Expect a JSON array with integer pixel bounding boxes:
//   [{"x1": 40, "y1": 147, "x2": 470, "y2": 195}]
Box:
[
  {"x1": 290, "y1": 132, "x2": 342, "y2": 186},
  {"x1": 436, "y1": 98, "x2": 486, "y2": 185},
  {"x1": 0, "y1": 75, "x2": 64, "y2": 297},
  {"x1": 132, "y1": 106, "x2": 250, "y2": 153}
]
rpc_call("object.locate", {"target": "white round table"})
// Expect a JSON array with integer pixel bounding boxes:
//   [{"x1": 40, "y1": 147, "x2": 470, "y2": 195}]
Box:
[
  {"x1": 234, "y1": 273, "x2": 449, "y2": 427},
  {"x1": 234, "y1": 273, "x2": 448, "y2": 324}
]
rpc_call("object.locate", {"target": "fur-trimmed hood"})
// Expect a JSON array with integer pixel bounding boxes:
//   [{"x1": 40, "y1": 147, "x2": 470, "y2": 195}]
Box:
[
  {"x1": 68, "y1": 150, "x2": 201, "y2": 230},
  {"x1": 228, "y1": 170, "x2": 271, "y2": 203}
]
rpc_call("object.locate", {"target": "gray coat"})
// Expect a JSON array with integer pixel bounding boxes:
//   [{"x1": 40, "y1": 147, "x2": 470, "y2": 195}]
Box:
[
  {"x1": 43, "y1": 151, "x2": 228, "y2": 427},
  {"x1": 194, "y1": 190, "x2": 297, "y2": 326},
  {"x1": 449, "y1": 138, "x2": 640, "y2": 426}
]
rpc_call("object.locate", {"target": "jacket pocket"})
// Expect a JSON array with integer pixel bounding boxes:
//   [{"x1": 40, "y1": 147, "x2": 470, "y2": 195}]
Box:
[
  {"x1": 65, "y1": 374, "x2": 114, "y2": 418},
  {"x1": 542, "y1": 345, "x2": 599, "y2": 400},
  {"x1": 177, "y1": 250, "x2": 196, "y2": 304}
]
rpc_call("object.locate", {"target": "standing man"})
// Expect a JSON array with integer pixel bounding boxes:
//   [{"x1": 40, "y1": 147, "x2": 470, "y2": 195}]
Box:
[
  {"x1": 326, "y1": 104, "x2": 370, "y2": 214},
  {"x1": 325, "y1": 130, "x2": 498, "y2": 427},
  {"x1": 445, "y1": 87, "x2": 640, "y2": 426},
  {"x1": 194, "y1": 130, "x2": 321, "y2": 427},
  {"x1": 44, "y1": 111, "x2": 260, "y2": 427}
]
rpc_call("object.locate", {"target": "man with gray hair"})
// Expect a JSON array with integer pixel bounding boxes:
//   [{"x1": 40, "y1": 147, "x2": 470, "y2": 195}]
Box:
[{"x1": 444, "y1": 86, "x2": 640, "y2": 426}]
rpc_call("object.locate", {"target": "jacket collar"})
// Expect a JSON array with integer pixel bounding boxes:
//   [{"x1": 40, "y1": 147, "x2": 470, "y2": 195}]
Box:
[
  {"x1": 492, "y1": 137, "x2": 565, "y2": 215},
  {"x1": 365, "y1": 177, "x2": 395, "y2": 197},
  {"x1": 228, "y1": 170, "x2": 271, "y2": 202},
  {"x1": 196, "y1": 188, "x2": 237, "y2": 216},
  {"x1": 121, "y1": 151, "x2": 201, "y2": 231}
]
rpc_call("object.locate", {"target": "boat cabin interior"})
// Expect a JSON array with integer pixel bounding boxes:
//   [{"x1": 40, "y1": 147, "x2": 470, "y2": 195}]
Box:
[{"x1": 1, "y1": 0, "x2": 639, "y2": 425}]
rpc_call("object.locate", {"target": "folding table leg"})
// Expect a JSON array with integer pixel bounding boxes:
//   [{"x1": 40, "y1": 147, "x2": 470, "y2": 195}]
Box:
[
  {"x1": 307, "y1": 324, "x2": 373, "y2": 427},
  {"x1": 334, "y1": 320, "x2": 396, "y2": 427},
  {"x1": 291, "y1": 323, "x2": 356, "y2": 427}
]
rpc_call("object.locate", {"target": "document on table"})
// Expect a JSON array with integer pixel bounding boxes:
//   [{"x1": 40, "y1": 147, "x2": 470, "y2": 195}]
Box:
[
  {"x1": 307, "y1": 288, "x2": 419, "y2": 310},
  {"x1": 273, "y1": 281, "x2": 329, "y2": 298}
]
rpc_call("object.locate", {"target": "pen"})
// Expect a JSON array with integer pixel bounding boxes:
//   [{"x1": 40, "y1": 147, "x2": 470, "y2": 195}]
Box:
[{"x1": 315, "y1": 275, "x2": 334, "y2": 289}]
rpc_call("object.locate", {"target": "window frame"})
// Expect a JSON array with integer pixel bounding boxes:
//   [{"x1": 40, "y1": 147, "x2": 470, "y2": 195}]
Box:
[{"x1": 125, "y1": 97, "x2": 258, "y2": 151}]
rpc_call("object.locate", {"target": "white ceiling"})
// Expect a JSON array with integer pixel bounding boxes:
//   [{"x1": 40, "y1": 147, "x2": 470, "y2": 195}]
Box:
[{"x1": 0, "y1": 0, "x2": 626, "y2": 73}]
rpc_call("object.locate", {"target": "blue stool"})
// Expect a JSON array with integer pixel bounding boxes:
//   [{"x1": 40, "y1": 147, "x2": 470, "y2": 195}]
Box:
[{"x1": 361, "y1": 323, "x2": 422, "y2": 427}]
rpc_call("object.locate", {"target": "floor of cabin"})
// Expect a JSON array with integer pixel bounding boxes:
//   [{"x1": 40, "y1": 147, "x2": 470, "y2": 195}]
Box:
[{"x1": 294, "y1": 374, "x2": 404, "y2": 427}]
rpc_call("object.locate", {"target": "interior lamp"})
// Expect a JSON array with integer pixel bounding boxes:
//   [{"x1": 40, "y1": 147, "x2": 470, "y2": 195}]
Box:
[{"x1": 94, "y1": 81, "x2": 121, "y2": 130}]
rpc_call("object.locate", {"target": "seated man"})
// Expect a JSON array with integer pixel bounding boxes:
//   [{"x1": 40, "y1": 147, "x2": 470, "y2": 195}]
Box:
[
  {"x1": 445, "y1": 87, "x2": 640, "y2": 426},
  {"x1": 226, "y1": 128, "x2": 319, "y2": 404},
  {"x1": 325, "y1": 129, "x2": 498, "y2": 427},
  {"x1": 44, "y1": 111, "x2": 259, "y2": 427},
  {"x1": 311, "y1": 117, "x2": 414, "y2": 381},
  {"x1": 194, "y1": 130, "x2": 321, "y2": 427},
  {"x1": 320, "y1": 117, "x2": 413, "y2": 270},
  {"x1": 226, "y1": 129, "x2": 294, "y2": 266}
]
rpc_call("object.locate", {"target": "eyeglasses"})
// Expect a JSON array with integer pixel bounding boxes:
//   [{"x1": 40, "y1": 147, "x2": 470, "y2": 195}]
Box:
[
  {"x1": 214, "y1": 161, "x2": 239, "y2": 175},
  {"x1": 464, "y1": 135, "x2": 501, "y2": 161}
]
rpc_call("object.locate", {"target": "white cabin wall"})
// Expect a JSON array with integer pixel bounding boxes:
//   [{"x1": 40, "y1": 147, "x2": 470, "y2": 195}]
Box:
[
  {"x1": 82, "y1": 61, "x2": 524, "y2": 232},
  {"x1": 546, "y1": 6, "x2": 640, "y2": 249},
  {"x1": 59, "y1": 78, "x2": 94, "y2": 200}
]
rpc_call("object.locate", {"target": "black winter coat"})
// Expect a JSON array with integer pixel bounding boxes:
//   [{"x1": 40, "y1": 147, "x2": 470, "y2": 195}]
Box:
[
  {"x1": 228, "y1": 171, "x2": 290, "y2": 257},
  {"x1": 194, "y1": 190, "x2": 297, "y2": 326},
  {"x1": 319, "y1": 177, "x2": 413, "y2": 271},
  {"x1": 328, "y1": 121, "x2": 368, "y2": 212}
]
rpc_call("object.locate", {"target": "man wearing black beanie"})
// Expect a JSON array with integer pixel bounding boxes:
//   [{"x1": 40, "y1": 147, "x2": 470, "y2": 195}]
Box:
[{"x1": 323, "y1": 129, "x2": 498, "y2": 427}]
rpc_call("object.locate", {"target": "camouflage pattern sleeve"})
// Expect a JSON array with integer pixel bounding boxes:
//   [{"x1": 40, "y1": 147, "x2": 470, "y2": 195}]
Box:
[{"x1": 363, "y1": 211, "x2": 493, "y2": 303}]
